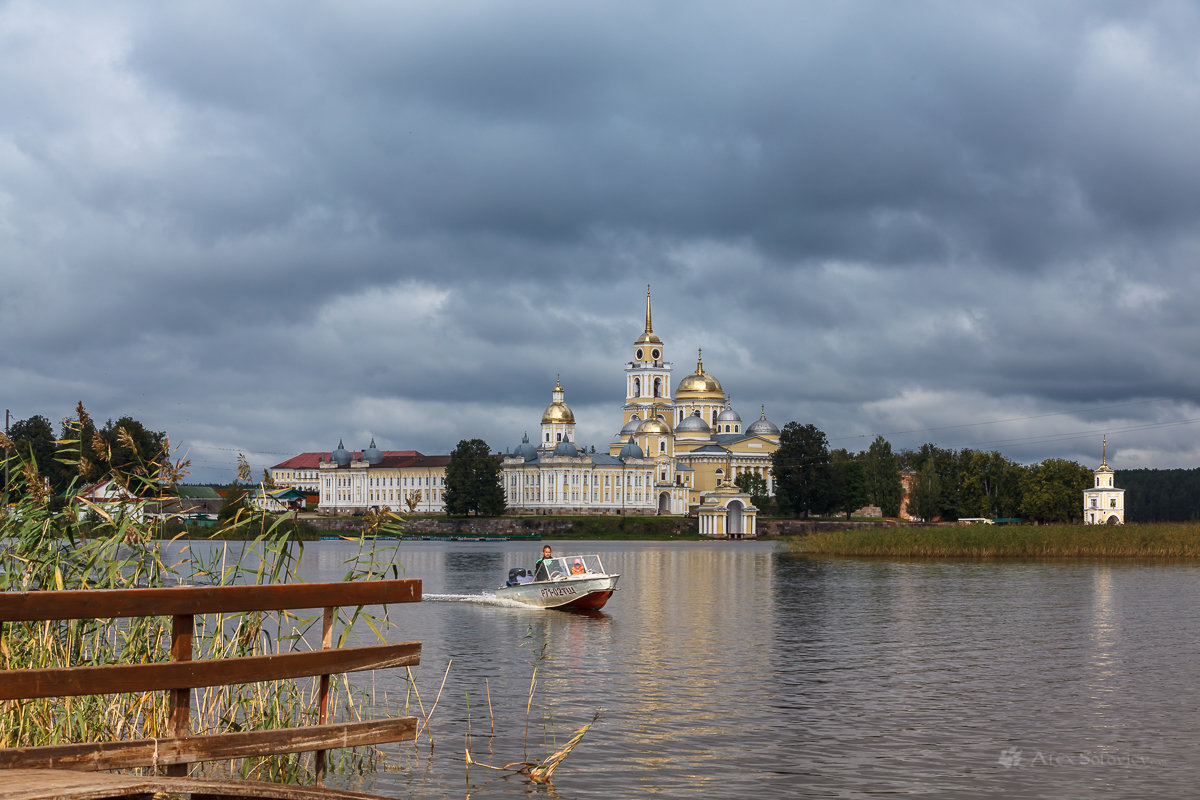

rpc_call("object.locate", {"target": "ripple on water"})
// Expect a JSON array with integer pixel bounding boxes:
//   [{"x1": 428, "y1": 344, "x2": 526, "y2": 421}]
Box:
[{"x1": 166, "y1": 541, "x2": 1200, "y2": 799}]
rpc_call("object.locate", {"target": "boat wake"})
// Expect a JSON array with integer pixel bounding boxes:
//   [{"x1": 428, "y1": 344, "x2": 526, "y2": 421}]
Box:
[{"x1": 422, "y1": 592, "x2": 540, "y2": 609}]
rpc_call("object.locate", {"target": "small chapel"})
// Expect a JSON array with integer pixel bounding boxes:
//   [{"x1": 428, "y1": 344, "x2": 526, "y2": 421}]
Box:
[{"x1": 1083, "y1": 438, "x2": 1125, "y2": 525}]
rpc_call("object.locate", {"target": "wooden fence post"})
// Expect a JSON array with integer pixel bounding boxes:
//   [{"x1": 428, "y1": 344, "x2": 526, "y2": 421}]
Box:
[
  {"x1": 167, "y1": 612, "x2": 193, "y2": 777},
  {"x1": 314, "y1": 605, "x2": 334, "y2": 784}
]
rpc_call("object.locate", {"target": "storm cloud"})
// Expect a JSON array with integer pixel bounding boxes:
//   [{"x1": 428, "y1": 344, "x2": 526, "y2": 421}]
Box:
[{"x1": 3, "y1": 0, "x2": 1198, "y2": 481}]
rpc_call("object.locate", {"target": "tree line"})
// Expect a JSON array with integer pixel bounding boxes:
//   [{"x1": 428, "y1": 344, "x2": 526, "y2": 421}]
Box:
[
  {"x1": 770, "y1": 423, "x2": 1110, "y2": 524},
  {"x1": 3, "y1": 406, "x2": 168, "y2": 498},
  {"x1": 1115, "y1": 468, "x2": 1200, "y2": 522}
]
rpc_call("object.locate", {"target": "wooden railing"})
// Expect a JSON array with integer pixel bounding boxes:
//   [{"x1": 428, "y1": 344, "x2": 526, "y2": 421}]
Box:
[{"x1": 0, "y1": 580, "x2": 421, "y2": 800}]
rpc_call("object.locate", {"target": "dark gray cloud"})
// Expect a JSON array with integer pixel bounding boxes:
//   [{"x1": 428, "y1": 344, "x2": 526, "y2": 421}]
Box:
[{"x1": 3, "y1": 1, "x2": 1199, "y2": 481}]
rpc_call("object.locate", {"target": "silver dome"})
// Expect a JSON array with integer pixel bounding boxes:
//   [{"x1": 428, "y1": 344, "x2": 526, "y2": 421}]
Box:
[
  {"x1": 676, "y1": 410, "x2": 711, "y2": 433},
  {"x1": 746, "y1": 409, "x2": 780, "y2": 436},
  {"x1": 554, "y1": 437, "x2": 580, "y2": 456},
  {"x1": 363, "y1": 438, "x2": 384, "y2": 465},
  {"x1": 515, "y1": 433, "x2": 538, "y2": 462},
  {"x1": 619, "y1": 435, "x2": 644, "y2": 460},
  {"x1": 331, "y1": 439, "x2": 352, "y2": 467}
]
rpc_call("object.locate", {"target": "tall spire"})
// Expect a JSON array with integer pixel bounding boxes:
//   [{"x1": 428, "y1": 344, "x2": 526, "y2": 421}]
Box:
[
  {"x1": 644, "y1": 284, "x2": 653, "y2": 337},
  {"x1": 635, "y1": 284, "x2": 663, "y2": 345},
  {"x1": 1101, "y1": 435, "x2": 1108, "y2": 468}
]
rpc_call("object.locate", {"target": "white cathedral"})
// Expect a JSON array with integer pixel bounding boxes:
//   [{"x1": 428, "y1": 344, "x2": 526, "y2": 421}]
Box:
[
  {"x1": 273, "y1": 289, "x2": 781, "y2": 537},
  {"x1": 501, "y1": 288, "x2": 780, "y2": 537}
]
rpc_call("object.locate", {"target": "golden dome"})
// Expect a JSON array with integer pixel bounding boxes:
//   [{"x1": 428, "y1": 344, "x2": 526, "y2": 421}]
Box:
[
  {"x1": 542, "y1": 402, "x2": 575, "y2": 424},
  {"x1": 636, "y1": 417, "x2": 671, "y2": 435},
  {"x1": 675, "y1": 349, "x2": 724, "y2": 399},
  {"x1": 541, "y1": 375, "x2": 575, "y2": 424}
]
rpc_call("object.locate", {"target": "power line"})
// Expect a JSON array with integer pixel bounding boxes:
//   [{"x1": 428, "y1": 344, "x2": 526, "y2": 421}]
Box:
[
  {"x1": 964, "y1": 417, "x2": 1200, "y2": 450},
  {"x1": 829, "y1": 399, "x2": 1172, "y2": 446}
]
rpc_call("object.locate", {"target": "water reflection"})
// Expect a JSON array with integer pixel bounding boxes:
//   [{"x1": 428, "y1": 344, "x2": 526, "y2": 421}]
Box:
[{"x1": 173, "y1": 540, "x2": 1200, "y2": 798}]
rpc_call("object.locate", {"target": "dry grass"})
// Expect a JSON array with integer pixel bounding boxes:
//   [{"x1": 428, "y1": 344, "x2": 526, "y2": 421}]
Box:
[{"x1": 788, "y1": 522, "x2": 1200, "y2": 558}]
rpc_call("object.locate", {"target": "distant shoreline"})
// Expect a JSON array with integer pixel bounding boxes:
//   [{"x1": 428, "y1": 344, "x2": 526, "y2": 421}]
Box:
[{"x1": 787, "y1": 522, "x2": 1200, "y2": 558}]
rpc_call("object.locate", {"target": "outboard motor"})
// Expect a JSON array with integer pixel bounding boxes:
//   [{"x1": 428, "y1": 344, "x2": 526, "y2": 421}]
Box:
[{"x1": 507, "y1": 567, "x2": 531, "y2": 586}]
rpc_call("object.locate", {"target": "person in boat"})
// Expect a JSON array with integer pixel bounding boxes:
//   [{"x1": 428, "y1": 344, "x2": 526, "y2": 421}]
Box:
[
  {"x1": 570, "y1": 557, "x2": 586, "y2": 575},
  {"x1": 534, "y1": 545, "x2": 554, "y2": 581}
]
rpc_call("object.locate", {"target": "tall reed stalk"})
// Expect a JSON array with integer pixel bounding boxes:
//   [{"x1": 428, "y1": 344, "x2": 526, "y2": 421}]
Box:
[{"x1": 0, "y1": 404, "x2": 404, "y2": 781}]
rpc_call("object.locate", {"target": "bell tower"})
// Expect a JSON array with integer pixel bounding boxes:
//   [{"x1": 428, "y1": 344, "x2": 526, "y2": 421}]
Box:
[{"x1": 623, "y1": 286, "x2": 673, "y2": 429}]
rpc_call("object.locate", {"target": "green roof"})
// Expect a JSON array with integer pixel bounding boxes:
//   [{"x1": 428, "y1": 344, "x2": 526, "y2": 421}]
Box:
[{"x1": 175, "y1": 486, "x2": 223, "y2": 499}]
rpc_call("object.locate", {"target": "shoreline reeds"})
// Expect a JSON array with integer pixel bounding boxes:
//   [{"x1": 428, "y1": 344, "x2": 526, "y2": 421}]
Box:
[
  {"x1": 0, "y1": 405, "x2": 404, "y2": 782},
  {"x1": 788, "y1": 522, "x2": 1200, "y2": 559}
]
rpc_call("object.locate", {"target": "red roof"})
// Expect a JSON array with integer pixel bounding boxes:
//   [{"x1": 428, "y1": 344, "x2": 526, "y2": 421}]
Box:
[{"x1": 271, "y1": 451, "x2": 447, "y2": 470}]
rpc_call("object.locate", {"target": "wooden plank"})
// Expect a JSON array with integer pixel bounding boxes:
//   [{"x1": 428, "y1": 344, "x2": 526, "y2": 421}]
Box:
[
  {"x1": 0, "y1": 642, "x2": 421, "y2": 700},
  {"x1": 0, "y1": 769, "x2": 400, "y2": 800},
  {"x1": 0, "y1": 769, "x2": 158, "y2": 800},
  {"x1": 149, "y1": 775, "x2": 402, "y2": 800},
  {"x1": 0, "y1": 718, "x2": 417, "y2": 771},
  {"x1": 0, "y1": 580, "x2": 421, "y2": 623}
]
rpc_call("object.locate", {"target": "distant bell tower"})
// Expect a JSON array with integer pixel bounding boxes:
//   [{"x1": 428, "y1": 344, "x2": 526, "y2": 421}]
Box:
[
  {"x1": 1083, "y1": 436, "x2": 1125, "y2": 525},
  {"x1": 623, "y1": 286, "x2": 673, "y2": 429},
  {"x1": 539, "y1": 376, "x2": 577, "y2": 451}
]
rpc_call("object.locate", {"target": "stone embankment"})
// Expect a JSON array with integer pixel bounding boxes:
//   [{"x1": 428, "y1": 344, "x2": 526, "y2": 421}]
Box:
[
  {"x1": 306, "y1": 516, "x2": 585, "y2": 536},
  {"x1": 305, "y1": 514, "x2": 901, "y2": 538}
]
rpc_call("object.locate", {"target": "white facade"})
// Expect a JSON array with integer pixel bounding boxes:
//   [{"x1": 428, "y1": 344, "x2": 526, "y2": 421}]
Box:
[
  {"x1": 1083, "y1": 439, "x2": 1125, "y2": 525},
  {"x1": 501, "y1": 288, "x2": 776, "y2": 531}
]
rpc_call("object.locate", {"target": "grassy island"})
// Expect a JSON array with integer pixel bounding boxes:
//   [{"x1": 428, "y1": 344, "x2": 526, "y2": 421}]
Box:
[{"x1": 788, "y1": 522, "x2": 1200, "y2": 559}]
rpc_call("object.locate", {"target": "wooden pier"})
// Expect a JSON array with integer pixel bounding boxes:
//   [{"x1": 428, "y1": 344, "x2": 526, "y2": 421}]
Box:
[{"x1": 0, "y1": 580, "x2": 421, "y2": 800}]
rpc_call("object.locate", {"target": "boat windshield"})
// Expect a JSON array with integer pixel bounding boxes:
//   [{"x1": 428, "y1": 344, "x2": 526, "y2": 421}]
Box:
[{"x1": 534, "y1": 554, "x2": 605, "y2": 581}]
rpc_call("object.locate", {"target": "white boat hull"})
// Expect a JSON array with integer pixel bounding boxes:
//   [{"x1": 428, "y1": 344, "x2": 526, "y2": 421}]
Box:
[{"x1": 495, "y1": 573, "x2": 620, "y2": 610}]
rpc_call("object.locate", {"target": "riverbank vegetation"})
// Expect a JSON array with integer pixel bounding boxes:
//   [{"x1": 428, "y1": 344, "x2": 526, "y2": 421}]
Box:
[
  {"x1": 0, "y1": 404, "x2": 403, "y2": 780},
  {"x1": 789, "y1": 522, "x2": 1200, "y2": 558}
]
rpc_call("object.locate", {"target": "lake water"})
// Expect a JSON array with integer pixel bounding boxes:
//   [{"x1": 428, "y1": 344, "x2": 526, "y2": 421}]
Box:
[{"x1": 181, "y1": 539, "x2": 1200, "y2": 798}]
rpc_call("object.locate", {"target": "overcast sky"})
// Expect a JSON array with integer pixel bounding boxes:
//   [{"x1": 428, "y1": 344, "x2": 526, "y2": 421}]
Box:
[{"x1": 3, "y1": 1, "x2": 1199, "y2": 483}]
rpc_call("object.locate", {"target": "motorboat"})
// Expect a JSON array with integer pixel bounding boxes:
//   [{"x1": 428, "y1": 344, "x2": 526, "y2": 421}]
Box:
[{"x1": 495, "y1": 554, "x2": 620, "y2": 610}]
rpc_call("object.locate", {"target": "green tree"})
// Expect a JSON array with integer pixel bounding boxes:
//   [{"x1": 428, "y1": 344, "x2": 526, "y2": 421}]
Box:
[
  {"x1": 7, "y1": 415, "x2": 61, "y2": 495},
  {"x1": 860, "y1": 435, "x2": 902, "y2": 516},
  {"x1": 830, "y1": 449, "x2": 869, "y2": 520},
  {"x1": 443, "y1": 439, "x2": 506, "y2": 517},
  {"x1": 770, "y1": 422, "x2": 832, "y2": 518},
  {"x1": 910, "y1": 458, "x2": 943, "y2": 522},
  {"x1": 98, "y1": 416, "x2": 167, "y2": 476},
  {"x1": 733, "y1": 471, "x2": 769, "y2": 508},
  {"x1": 1020, "y1": 458, "x2": 1091, "y2": 523},
  {"x1": 958, "y1": 449, "x2": 1012, "y2": 519},
  {"x1": 8, "y1": 415, "x2": 55, "y2": 468}
]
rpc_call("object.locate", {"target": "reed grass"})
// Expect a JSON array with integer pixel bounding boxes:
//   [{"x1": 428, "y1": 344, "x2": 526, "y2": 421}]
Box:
[
  {"x1": 789, "y1": 522, "x2": 1200, "y2": 558},
  {"x1": 0, "y1": 404, "x2": 403, "y2": 782}
]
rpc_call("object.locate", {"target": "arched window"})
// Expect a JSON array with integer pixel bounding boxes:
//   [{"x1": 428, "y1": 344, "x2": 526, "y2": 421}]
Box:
[
  {"x1": 633, "y1": 378, "x2": 641, "y2": 396},
  {"x1": 712, "y1": 410, "x2": 718, "y2": 425},
  {"x1": 557, "y1": 432, "x2": 562, "y2": 442},
  {"x1": 660, "y1": 440, "x2": 666, "y2": 452},
  {"x1": 654, "y1": 377, "x2": 662, "y2": 397}
]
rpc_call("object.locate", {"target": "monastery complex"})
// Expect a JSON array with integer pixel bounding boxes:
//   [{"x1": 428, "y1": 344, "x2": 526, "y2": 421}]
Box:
[{"x1": 271, "y1": 289, "x2": 779, "y2": 536}]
